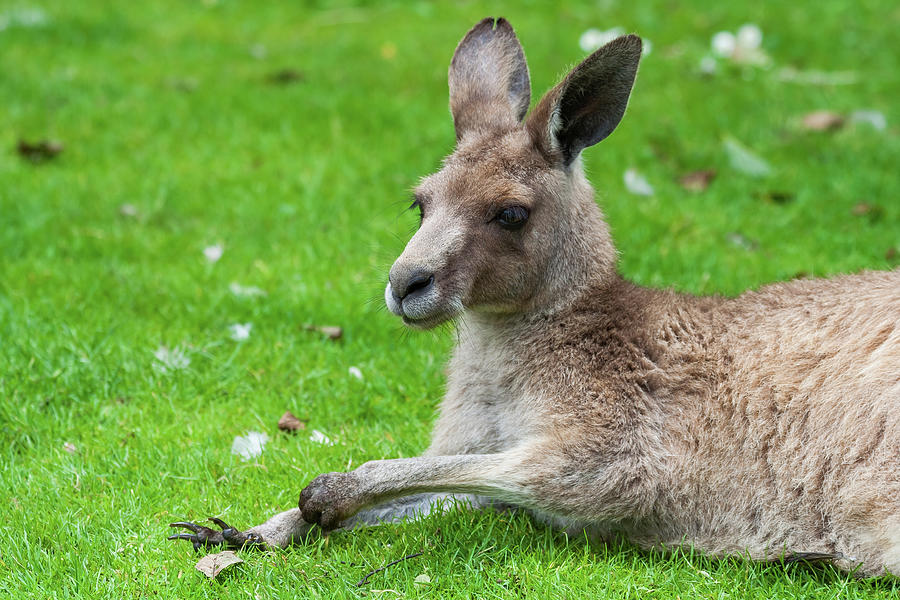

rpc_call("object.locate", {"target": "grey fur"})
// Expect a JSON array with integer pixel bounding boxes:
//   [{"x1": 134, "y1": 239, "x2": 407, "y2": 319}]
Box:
[{"x1": 174, "y1": 18, "x2": 900, "y2": 577}]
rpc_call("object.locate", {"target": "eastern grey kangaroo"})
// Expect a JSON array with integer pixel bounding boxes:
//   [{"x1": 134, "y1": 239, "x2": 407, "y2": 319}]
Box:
[{"x1": 170, "y1": 17, "x2": 900, "y2": 576}]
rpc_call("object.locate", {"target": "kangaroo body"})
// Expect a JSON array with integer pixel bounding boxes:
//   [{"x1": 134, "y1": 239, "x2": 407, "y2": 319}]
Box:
[
  {"x1": 170, "y1": 18, "x2": 900, "y2": 577},
  {"x1": 435, "y1": 271, "x2": 900, "y2": 574}
]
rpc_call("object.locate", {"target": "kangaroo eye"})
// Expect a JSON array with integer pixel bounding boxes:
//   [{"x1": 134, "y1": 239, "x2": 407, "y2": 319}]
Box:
[
  {"x1": 495, "y1": 206, "x2": 529, "y2": 230},
  {"x1": 409, "y1": 197, "x2": 424, "y2": 223}
]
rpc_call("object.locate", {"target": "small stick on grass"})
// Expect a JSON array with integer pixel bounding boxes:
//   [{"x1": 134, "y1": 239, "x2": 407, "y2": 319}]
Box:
[{"x1": 355, "y1": 551, "x2": 424, "y2": 587}]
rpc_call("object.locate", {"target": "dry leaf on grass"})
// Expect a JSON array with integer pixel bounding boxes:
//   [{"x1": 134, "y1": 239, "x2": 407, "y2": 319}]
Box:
[
  {"x1": 679, "y1": 170, "x2": 716, "y2": 192},
  {"x1": 17, "y1": 139, "x2": 63, "y2": 163},
  {"x1": 851, "y1": 203, "x2": 884, "y2": 222},
  {"x1": 304, "y1": 325, "x2": 343, "y2": 340},
  {"x1": 195, "y1": 551, "x2": 243, "y2": 579},
  {"x1": 852, "y1": 203, "x2": 873, "y2": 216},
  {"x1": 801, "y1": 111, "x2": 845, "y2": 131},
  {"x1": 278, "y1": 411, "x2": 306, "y2": 432}
]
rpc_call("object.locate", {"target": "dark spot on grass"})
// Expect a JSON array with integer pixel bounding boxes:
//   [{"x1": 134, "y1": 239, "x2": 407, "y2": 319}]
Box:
[
  {"x1": 886, "y1": 247, "x2": 898, "y2": 264},
  {"x1": 758, "y1": 190, "x2": 794, "y2": 204},
  {"x1": 166, "y1": 77, "x2": 198, "y2": 93},
  {"x1": 17, "y1": 139, "x2": 63, "y2": 163},
  {"x1": 266, "y1": 68, "x2": 305, "y2": 85}
]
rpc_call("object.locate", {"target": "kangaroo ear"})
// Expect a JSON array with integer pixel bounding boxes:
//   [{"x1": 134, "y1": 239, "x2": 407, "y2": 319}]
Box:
[
  {"x1": 449, "y1": 17, "x2": 531, "y2": 141},
  {"x1": 527, "y1": 34, "x2": 642, "y2": 166}
]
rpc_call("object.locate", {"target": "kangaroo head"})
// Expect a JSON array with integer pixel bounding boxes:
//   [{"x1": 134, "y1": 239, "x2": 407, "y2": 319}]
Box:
[{"x1": 386, "y1": 18, "x2": 642, "y2": 329}]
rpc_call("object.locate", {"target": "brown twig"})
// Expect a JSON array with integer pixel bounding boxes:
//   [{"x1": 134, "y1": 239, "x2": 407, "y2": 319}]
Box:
[{"x1": 355, "y1": 551, "x2": 424, "y2": 587}]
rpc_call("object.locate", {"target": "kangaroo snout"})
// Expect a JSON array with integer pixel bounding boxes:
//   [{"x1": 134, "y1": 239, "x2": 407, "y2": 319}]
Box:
[
  {"x1": 385, "y1": 262, "x2": 447, "y2": 328},
  {"x1": 385, "y1": 210, "x2": 468, "y2": 328},
  {"x1": 386, "y1": 266, "x2": 435, "y2": 319},
  {"x1": 391, "y1": 269, "x2": 434, "y2": 303}
]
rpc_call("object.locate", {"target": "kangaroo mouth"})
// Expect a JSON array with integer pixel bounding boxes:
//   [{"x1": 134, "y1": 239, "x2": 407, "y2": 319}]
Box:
[
  {"x1": 401, "y1": 312, "x2": 453, "y2": 330},
  {"x1": 384, "y1": 281, "x2": 461, "y2": 330}
]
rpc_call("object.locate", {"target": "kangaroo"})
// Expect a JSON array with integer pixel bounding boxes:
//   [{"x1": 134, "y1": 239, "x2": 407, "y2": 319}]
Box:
[{"x1": 169, "y1": 17, "x2": 900, "y2": 577}]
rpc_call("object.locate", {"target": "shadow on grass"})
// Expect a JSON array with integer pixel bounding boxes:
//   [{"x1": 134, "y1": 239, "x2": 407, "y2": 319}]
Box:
[{"x1": 310, "y1": 506, "x2": 899, "y2": 594}]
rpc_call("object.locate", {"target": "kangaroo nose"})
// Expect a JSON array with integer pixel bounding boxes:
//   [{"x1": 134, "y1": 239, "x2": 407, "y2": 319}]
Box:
[{"x1": 394, "y1": 270, "x2": 434, "y2": 301}]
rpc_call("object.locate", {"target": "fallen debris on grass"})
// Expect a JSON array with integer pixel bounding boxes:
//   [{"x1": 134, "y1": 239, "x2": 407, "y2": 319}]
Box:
[
  {"x1": 265, "y1": 68, "x2": 304, "y2": 85},
  {"x1": 309, "y1": 430, "x2": 333, "y2": 446},
  {"x1": 17, "y1": 139, "x2": 63, "y2": 163},
  {"x1": 356, "y1": 552, "x2": 424, "y2": 587},
  {"x1": 195, "y1": 551, "x2": 243, "y2": 579},
  {"x1": 304, "y1": 324, "x2": 343, "y2": 340},
  {"x1": 723, "y1": 137, "x2": 771, "y2": 178},
  {"x1": 231, "y1": 431, "x2": 269, "y2": 460},
  {"x1": 801, "y1": 111, "x2": 845, "y2": 131},
  {"x1": 278, "y1": 411, "x2": 306, "y2": 432},
  {"x1": 623, "y1": 168, "x2": 654, "y2": 196},
  {"x1": 679, "y1": 170, "x2": 716, "y2": 192}
]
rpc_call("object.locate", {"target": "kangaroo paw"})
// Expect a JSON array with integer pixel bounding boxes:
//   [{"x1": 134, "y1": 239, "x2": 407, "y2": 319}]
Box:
[{"x1": 168, "y1": 518, "x2": 266, "y2": 551}]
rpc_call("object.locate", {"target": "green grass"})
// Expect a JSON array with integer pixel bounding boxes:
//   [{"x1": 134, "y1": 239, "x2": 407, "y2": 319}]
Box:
[{"x1": 1, "y1": 0, "x2": 898, "y2": 598}]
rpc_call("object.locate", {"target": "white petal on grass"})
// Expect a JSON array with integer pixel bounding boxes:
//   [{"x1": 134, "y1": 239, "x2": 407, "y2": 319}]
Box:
[
  {"x1": 203, "y1": 244, "x2": 224, "y2": 263},
  {"x1": 153, "y1": 345, "x2": 190, "y2": 373},
  {"x1": 850, "y1": 110, "x2": 887, "y2": 132},
  {"x1": 231, "y1": 431, "x2": 269, "y2": 460},
  {"x1": 229, "y1": 282, "x2": 267, "y2": 298},
  {"x1": 228, "y1": 323, "x2": 252, "y2": 341},
  {"x1": 0, "y1": 7, "x2": 49, "y2": 31},
  {"x1": 699, "y1": 56, "x2": 718, "y2": 75},
  {"x1": 711, "y1": 31, "x2": 737, "y2": 57},
  {"x1": 623, "y1": 168, "x2": 654, "y2": 196},
  {"x1": 642, "y1": 39, "x2": 653, "y2": 56},
  {"x1": 119, "y1": 203, "x2": 138, "y2": 217},
  {"x1": 348, "y1": 366, "x2": 363, "y2": 380},
  {"x1": 249, "y1": 43, "x2": 267, "y2": 59},
  {"x1": 309, "y1": 429, "x2": 334, "y2": 446},
  {"x1": 723, "y1": 137, "x2": 772, "y2": 178},
  {"x1": 578, "y1": 27, "x2": 625, "y2": 53},
  {"x1": 736, "y1": 24, "x2": 762, "y2": 50},
  {"x1": 777, "y1": 67, "x2": 858, "y2": 86}
]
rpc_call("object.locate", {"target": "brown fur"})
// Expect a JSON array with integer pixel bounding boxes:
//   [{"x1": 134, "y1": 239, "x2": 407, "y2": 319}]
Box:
[{"x1": 172, "y1": 18, "x2": 899, "y2": 577}]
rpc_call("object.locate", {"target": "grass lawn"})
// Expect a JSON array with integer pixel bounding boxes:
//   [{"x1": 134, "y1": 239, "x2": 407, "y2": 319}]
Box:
[{"x1": 1, "y1": 0, "x2": 898, "y2": 597}]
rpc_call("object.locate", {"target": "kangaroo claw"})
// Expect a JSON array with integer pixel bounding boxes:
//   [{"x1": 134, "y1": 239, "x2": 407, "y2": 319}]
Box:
[{"x1": 168, "y1": 518, "x2": 265, "y2": 551}]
